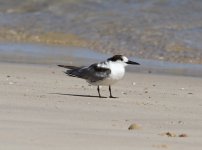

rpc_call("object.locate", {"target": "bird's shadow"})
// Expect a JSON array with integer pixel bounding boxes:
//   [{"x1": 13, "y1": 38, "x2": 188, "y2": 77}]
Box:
[{"x1": 50, "y1": 93, "x2": 108, "y2": 98}]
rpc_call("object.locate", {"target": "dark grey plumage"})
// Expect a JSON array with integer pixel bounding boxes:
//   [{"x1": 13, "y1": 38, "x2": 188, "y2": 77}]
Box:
[{"x1": 58, "y1": 64, "x2": 111, "y2": 83}]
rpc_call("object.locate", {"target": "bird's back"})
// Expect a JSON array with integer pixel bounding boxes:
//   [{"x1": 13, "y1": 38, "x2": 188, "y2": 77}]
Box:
[{"x1": 58, "y1": 63, "x2": 111, "y2": 83}]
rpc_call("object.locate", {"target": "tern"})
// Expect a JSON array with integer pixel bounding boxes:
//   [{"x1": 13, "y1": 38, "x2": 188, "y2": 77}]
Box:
[{"x1": 58, "y1": 55, "x2": 140, "y2": 98}]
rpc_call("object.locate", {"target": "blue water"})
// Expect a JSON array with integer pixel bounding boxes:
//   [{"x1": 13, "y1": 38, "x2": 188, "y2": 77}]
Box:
[
  {"x1": 0, "y1": 43, "x2": 202, "y2": 77},
  {"x1": 0, "y1": 42, "x2": 107, "y2": 59},
  {"x1": 0, "y1": 0, "x2": 202, "y2": 64}
]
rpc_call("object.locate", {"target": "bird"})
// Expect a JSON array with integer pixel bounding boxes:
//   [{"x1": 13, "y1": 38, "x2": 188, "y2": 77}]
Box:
[{"x1": 58, "y1": 55, "x2": 140, "y2": 98}]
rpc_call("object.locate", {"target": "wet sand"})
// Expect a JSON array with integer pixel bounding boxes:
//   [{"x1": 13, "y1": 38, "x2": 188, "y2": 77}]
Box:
[
  {"x1": 0, "y1": 62, "x2": 202, "y2": 149},
  {"x1": 1, "y1": 43, "x2": 202, "y2": 77}
]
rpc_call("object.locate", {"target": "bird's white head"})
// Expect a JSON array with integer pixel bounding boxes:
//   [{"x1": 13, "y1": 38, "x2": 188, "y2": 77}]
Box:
[{"x1": 107, "y1": 55, "x2": 140, "y2": 67}]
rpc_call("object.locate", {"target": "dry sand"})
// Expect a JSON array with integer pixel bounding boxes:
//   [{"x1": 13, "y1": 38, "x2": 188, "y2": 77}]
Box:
[{"x1": 0, "y1": 62, "x2": 202, "y2": 150}]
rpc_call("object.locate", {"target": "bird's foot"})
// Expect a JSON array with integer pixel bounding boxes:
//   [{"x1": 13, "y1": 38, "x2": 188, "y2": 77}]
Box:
[
  {"x1": 109, "y1": 95, "x2": 118, "y2": 98},
  {"x1": 99, "y1": 95, "x2": 107, "y2": 98}
]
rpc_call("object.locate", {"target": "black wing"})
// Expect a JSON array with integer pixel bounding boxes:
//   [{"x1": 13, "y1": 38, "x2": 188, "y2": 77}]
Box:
[
  {"x1": 61, "y1": 63, "x2": 111, "y2": 82},
  {"x1": 85, "y1": 64, "x2": 111, "y2": 82}
]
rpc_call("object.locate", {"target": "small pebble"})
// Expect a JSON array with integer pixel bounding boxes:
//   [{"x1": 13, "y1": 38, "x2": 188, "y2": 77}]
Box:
[
  {"x1": 178, "y1": 120, "x2": 183, "y2": 124},
  {"x1": 128, "y1": 123, "x2": 141, "y2": 130},
  {"x1": 160, "y1": 132, "x2": 187, "y2": 138},
  {"x1": 179, "y1": 134, "x2": 188, "y2": 137},
  {"x1": 9, "y1": 82, "x2": 14, "y2": 85},
  {"x1": 122, "y1": 92, "x2": 127, "y2": 95},
  {"x1": 160, "y1": 132, "x2": 176, "y2": 137},
  {"x1": 166, "y1": 132, "x2": 176, "y2": 137}
]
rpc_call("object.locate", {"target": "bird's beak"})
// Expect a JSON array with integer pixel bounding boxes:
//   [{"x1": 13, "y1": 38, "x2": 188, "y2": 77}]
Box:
[{"x1": 127, "y1": 60, "x2": 140, "y2": 65}]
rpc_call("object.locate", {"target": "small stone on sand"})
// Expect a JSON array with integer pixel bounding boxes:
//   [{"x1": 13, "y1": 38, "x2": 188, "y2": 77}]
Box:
[
  {"x1": 128, "y1": 123, "x2": 141, "y2": 130},
  {"x1": 160, "y1": 132, "x2": 176, "y2": 137},
  {"x1": 166, "y1": 132, "x2": 176, "y2": 137},
  {"x1": 9, "y1": 82, "x2": 14, "y2": 85},
  {"x1": 179, "y1": 133, "x2": 188, "y2": 137},
  {"x1": 160, "y1": 132, "x2": 187, "y2": 138}
]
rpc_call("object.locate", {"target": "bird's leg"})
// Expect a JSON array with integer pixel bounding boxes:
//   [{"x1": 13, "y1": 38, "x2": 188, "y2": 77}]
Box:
[
  {"x1": 97, "y1": 85, "x2": 101, "y2": 98},
  {"x1": 109, "y1": 85, "x2": 116, "y2": 98}
]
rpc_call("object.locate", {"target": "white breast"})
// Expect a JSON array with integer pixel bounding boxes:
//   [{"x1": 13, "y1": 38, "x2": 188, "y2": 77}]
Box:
[
  {"x1": 109, "y1": 61, "x2": 125, "y2": 80},
  {"x1": 92, "y1": 61, "x2": 125, "y2": 86}
]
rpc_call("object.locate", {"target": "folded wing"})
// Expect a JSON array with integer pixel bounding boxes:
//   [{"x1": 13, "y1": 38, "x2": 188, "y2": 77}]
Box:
[{"x1": 58, "y1": 64, "x2": 111, "y2": 82}]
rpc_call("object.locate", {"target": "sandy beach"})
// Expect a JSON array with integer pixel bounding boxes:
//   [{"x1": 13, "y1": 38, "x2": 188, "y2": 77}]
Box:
[
  {"x1": 1, "y1": 1, "x2": 202, "y2": 149},
  {"x1": 0, "y1": 62, "x2": 201, "y2": 150}
]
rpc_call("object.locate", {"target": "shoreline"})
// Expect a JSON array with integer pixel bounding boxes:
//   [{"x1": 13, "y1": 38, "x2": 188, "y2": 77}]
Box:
[{"x1": 0, "y1": 42, "x2": 202, "y2": 77}]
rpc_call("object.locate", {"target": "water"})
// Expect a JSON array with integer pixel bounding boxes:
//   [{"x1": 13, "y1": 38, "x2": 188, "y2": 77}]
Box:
[
  {"x1": 0, "y1": 42, "x2": 108, "y2": 65},
  {"x1": 0, "y1": 0, "x2": 202, "y2": 64},
  {"x1": 0, "y1": 43, "x2": 202, "y2": 77}
]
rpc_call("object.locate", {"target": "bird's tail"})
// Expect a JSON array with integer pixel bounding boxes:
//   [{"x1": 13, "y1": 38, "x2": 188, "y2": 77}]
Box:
[
  {"x1": 58, "y1": 65, "x2": 80, "y2": 70},
  {"x1": 58, "y1": 65, "x2": 86, "y2": 78}
]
